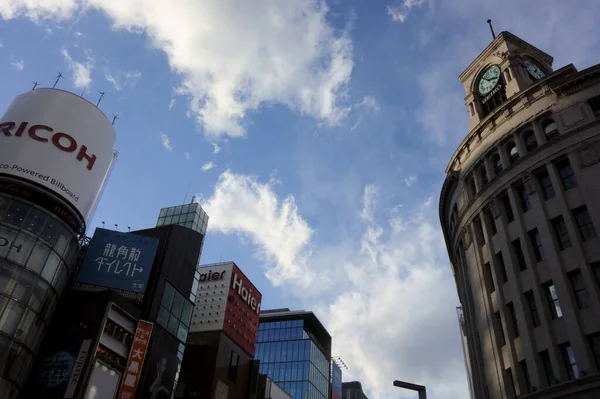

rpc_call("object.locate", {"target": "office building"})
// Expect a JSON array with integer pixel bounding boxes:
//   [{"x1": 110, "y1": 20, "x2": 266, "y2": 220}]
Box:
[
  {"x1": 341, "y1": 381, "x2": 368, "y2": 399},
  {"x1": 177, "y1": 261, "x2": 262, "y2": 399},
  {"x1": 255, "y1": 308, "x2": 332, "y2": 399},
  {"x1": 0, "y1": 88, "x2": 117, "y2": 398},
  {"x1": 331, "y1": 360, "x2": 343, "y2": 399},
  {"x1": 256, "y1": 374, "x2": 293, "y2": 399},
  {"x1": 439, "y1": 31, "x2": 600, "y2": 398}
]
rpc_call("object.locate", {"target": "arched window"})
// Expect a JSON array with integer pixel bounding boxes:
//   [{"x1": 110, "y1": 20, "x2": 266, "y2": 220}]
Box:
[
  {"x1": 492, "y1": 153, "x2": 503, "y2": 174},
  {"x1": 467, "y1": 176, "x2": 477, "y2": 197},
  {"x1": 506, "y1": 141, "x2": 519, "y2": 163},
  {"x1": 544, "y1": 120, "x2": 559, "y2": 140},
  {"x1": 523, "y1": 131, "x2": 538, "y2": 151},
  {"x1": 479, "y1": 164, "x2": 489, "y2": 186}
]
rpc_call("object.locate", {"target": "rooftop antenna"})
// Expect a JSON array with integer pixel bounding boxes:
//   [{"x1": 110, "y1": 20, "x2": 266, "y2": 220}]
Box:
[
  {"x1": 190, "y1": 195, "x2": 196, "y2": 204},
  {"x1": 52, "y1": 72, "x2": 64, "y2": 88},
  {"x1": 183, "y1": 182, "x2": 191, "y2": 204},
  {"x1": 487, "y1": 19, "x2": 496, "y2": 39},
  {"x1": 114, "y1": 223, "x2": 118, "y2": 231},
  {"x1": 128, "y1": 226, "x2": 131, "y2": 232},
  {"x1": 96, "y1": 91, "x2": 106, "y2": 108},
  {"x1": 102, "y1": 221, "x2": 105, "y2": 228},
  {"x1": 31, "y1": 81, "x2": 39, "y2": 90},
  {"x1": 80, "y1": 87, "x2": 86, "y2": 97},
  {"x1": 112, "y1": 113, "x2": 119, "y2": 126}
]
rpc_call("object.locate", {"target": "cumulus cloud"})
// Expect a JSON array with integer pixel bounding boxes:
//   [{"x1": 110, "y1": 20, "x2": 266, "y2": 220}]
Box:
[
  {"x1": 61, "y1": 48, "x2": 93, "y2": 89},
  {"x1": 11, "y1": 59, "x2": 24, "y2": 71},
  {"x1": 200, "y1": 161, "x2": 215, "y2": 171},
  {"x1": 200, "y1": 171, "x2": 467, "y2": 398},
  {"x1": 200, "y1": 170, "x2": 314, "y2": 286},
  {"x1": 0, "y1": 0, "x2": 354, "y2": 138},
  {"x1": 160, "y1": 133, "x2": 173, "y2": 151}
]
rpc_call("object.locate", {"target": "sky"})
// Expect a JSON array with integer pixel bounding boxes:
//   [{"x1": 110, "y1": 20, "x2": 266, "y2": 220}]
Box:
[{"x1": 1, "y1": 0, "x2": 600, "y2": 398}]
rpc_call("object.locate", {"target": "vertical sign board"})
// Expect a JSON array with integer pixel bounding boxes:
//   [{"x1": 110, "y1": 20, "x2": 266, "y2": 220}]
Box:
[
  {"x1": 63, "y1": 339, "x2": 92, "y2": 398},
  {"x1": 76, "y1": 228, "x2": 159, "y2": 294},
  {"x1": 117, "y1": 320, "x2": 154, "y2": 399}
]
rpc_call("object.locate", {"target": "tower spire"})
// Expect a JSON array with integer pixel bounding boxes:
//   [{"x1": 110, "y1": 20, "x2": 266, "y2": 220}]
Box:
[{"x1": 487, "y1": 19, "x2": 496, "y2": 39}]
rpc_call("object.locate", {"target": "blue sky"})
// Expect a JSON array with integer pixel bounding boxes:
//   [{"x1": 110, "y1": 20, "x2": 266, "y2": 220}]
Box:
[{"x1": 1, "y1": 0, "x2": 600, "y2": 398}]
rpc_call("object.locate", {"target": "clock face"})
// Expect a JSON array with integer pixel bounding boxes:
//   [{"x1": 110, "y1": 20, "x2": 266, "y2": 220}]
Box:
[
  {"x1": 478, "y1": 65, "x2": 501, "y2": 96},
  {"x1": 524, "y1": 60, "x2": 545, "y2": 80}
]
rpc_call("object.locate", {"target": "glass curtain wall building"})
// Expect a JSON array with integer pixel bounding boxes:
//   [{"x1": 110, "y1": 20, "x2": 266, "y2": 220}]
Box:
[{"x1": 255, "y1": 309, "x2": 331, "y2": 399}]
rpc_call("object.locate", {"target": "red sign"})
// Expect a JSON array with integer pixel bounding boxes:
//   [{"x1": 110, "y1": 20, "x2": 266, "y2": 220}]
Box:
[{"x1": 116, "y1": 320, "x2": 154, "y2": 399}]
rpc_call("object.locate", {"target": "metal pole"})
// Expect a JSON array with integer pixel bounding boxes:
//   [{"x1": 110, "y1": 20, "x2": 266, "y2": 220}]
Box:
[{"x1": 394, "y1": 380, "x2": 427, "y2": 399}]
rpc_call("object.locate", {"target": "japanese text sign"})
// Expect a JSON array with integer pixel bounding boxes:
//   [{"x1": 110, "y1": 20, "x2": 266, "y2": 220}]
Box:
[
  {"x1": 117, "y1": 320, "x2": 154, "y2": 399},
  {"x1": 76, "y1": 228, "x2": 159, "y2": 294}
]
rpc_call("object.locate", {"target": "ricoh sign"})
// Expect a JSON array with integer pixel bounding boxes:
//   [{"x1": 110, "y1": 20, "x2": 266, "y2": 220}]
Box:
[{"x1": 0, "y1": 89, "x2": 116, "y2": 224}]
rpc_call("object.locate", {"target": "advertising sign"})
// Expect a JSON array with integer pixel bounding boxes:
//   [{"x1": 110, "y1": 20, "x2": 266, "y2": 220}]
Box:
[
  {"x1": 76, "y1": 228, "x2": 159, "y2": 294},
  {"x1": 139, "y1": 327, "x2": 180, "y2": 399},
  {"x1": 117, "y1": 320, "x2": 154, "y2": 399},
  {"x1": 29, "y1": 340, "x2": 84, "y2": 398},
  {"x1": 331, "y1": 362, "x2": 342, "y2": 399},
  {"x1": 0, "y1": 89, "x2": 116, "y2": 223},
  {"x1": 64, "y1": 339, "x2": 92, "y2": 398}
]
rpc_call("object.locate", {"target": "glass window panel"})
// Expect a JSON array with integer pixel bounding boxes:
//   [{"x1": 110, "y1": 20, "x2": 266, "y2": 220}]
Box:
[
  {"x1": 157, "y1": 217, "x2": 165, "y2": 226},
  {"x1": 28, "y1": 278, "x2": 48, "y2": 312},
  {"x1": 185, "y1": 221, "x2": 193, "y2": 228},
  {"x1": 53, "y1": 265, "x2": 68, "y2": 292},
  {"x1": 162, "y1": 283, "x2": 175, "y2": 309},
  {"x1": 53, "y1": 227, "x2": 70, "y2": 257},
  {"x1": 23, "y1": 208, "x2": 47, "y2": 234},
  {"x1": 159, "y1": 208, "x2": 168, "y2": 217},
  {"x1": 0, "y1": 299, "x2": 25, "y2": 336},
  {"x1": 5, "y1": 202, "x2": 29, "y2": 227},
  {"x1": 174, "y1": 206, "x2": 182, "y2": 215},
  {"x1": 0, "y1": 226, "x2": 18, "y2": 258},
  {"x1": 166, "y1": 207, "x2": 174, "y2": 216},
  {"x1": 167, "y1": 314, "x2": 179, "y2": 336},
  {"x1": 164, "y1": 216, "x2": 173, "y2": 225},
  {"x1": 7, "y1": 233, "x2": 34, "y2": 265},
  {"x1": 15, "y1": 309, "x2": 35, "y2": 342},
  {"x1": 181, "y1": 301, "x2": 193, "y2": 326},
  {"x1": 12, "y1": 270, "x2": 35, "y2": 303},
  {"x1": 177, "y1": 322, "x2": 188, "y2": 343},
  {"x1": 157, "y1": 306, "x2": 170, "y2": 328},
  {"x1": 171, "y1": 292, "x2": 184, "y2": 319},
  {"x1": 191, "y1": 278, "x2": 199, "y2": 297},
  {"x1": 41, "y1": 219, "x2": 59, "y2": 247},
  {"x1": 41, "y1": 252, "x2": 60, "y2": 284},
  {"x1": 0, "y1": 261, "x2": 18, "y2": 296},
  {"x1": 26, "y1": 241, "x2": 50, "y2": 274},
  {"x1": 0, "y1": 197, "x2": 10, "y2": 218},
  {"x1": 181, "y1": 204, "x2": 190, "y2": 214}
]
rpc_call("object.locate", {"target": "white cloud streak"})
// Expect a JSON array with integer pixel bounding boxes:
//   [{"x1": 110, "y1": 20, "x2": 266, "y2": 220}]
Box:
[
  {"x1": 211, "y1": 142, "x2": 221, "y2": 154},
  {"x1": 201, "y1": 161, "x2": 215, "y2": 171},
  {"x1": 11, "y1": 59, "x2": 24, "y2": 71},
  {"x1": 0, "y1": 0, "x2": 354, "y2": 139},
  {"x1": 61, "y1": 48, "x2": 93, "y2": 89},
  {"x1": 160, "y1": 133, "x2": 173, "y2": 151},
  {"x1": 184, "y1": 152, "x2": 191, "y2": 161}
]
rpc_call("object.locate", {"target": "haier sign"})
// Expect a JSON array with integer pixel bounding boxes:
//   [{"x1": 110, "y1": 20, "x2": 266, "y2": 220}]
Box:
[{"x1": 76, "y1": 228, "x2": 159, "y2": 294}]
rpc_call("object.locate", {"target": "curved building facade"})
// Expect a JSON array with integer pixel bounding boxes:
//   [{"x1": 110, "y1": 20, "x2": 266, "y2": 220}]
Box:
[
  {"x1": 0, "y1": 89, "x2": 116, "y2": 398},
  {"x1": 440, "y1": 32, "x2": 600, "y2": 398}
]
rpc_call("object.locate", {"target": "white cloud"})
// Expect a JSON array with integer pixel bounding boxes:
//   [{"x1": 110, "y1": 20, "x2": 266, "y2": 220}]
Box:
[
  {"x1": 0, "y1": 41, "x2": 4, "y2": 48},
  {"x1": 387, "y1": 6, "x2": 407, "y2": 23},
  {"x1": 160, "y1": 133, "x2": 173, "y2": 151},
  {"x1": 11, "y1": 59, "x2": 24, "y2": 71},
  {"x1": 0, "y1": 0, "x2": 354, "y2": 138},
  {"x1": 124, "y1": 71, "x2": 141, "y2": 80},
  {"x1": 211, "y1": 142, "x2": 221, "y2": 154},
  {"x1": 402, "y1": 175, "x2": 418, "y2": 187},
  {"x1": 387, "y1": 0, "x2": 429, "y2": 23},
  {"x1": 199, "y1": 171, "x2": 467, "y2": 398},
  {"x1": 356, "y1": 95, "x2": 379, "y2": 112},
  {"x1": 200, "y1": 170, "x2": 314, "y2": 286},
  {"x1": 105, "y1": 73, "x2": 120, "y2": 90},
  {"x1": 168, "y1": 98, "x2": 176, "y2": 110},
  {"x1": 184, "y1": 152, "x2": 191, "y2": 161},
  {"x1": 200, "y1": 161, "x2": 215, "y2": 171},
  {"x1": 61, "y1": 48, "x2": 93, "y2": 89}
]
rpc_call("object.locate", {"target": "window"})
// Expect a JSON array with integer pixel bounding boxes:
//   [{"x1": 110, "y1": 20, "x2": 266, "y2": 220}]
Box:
[
  {"x1": 496, "y1": 252, "x2": 508, "y2": 283},
  {"x1": 479, "y1": 164, "x2": 489, "y2": 186},
  {"x1": 484, "y1": 262, "x2": 495, "y2": 294},
  {"x1": 537, "y1": 169, "x2": 555, "y2": 200},
  {"x1": 228, "y1": 351, "x2": 239, "y2": 382},
  {"x1": 493, "y1": 154, "x2": 503, "y2": 174},
  {"x1": 469, "y1": 102, "x2": 475, "y2": 116},
  {"x1": 555, "y1": 158, "x2": 577, "y2": 190},
  {"x1": 519, "y1": 360, "x2": 532, "y2": 394},
  {"x1": 495, "y1": 312, "x2": 506, "y2": 346},
  {"x1": 512, "y1": 239, "x2": 527, "y2": 271},
  {"x1": 505, "y1": 368, "x2": 516, "y2": 398},
  {"x1": 507, "y1": 302, "x2": 519, "y2": 338},
  {"x1": 507, "y1": 142, "x2": 519, "y2": 162},
  {"x1": 568, "y1": 270, "x2": 590, "y2": 309},
  {"x1": 157, "y1": 282, "x2": 193, "y2": 343},
  {"x1": 573, "y1": 206, "x2": 597, "y2": 241},
  {"x1": 516, "y1": 184, "x2": 531, "y2": 212},
  {"x1": 525, "y1": 291, "x2": 540, "y2": 327},
  {"x1": 543, "y1": 282, "x2": 562, "y2": 319},
  {"x1": 560, "y1": 343, "x2": 579, "y2": 380},
  {"x1": 529, "y1": 229, "x2": 545, "y2": 261},
  {"x1": 544, "y1": 120, "x2": 559, "y2": 140},
  {"x1": 589, "y1": 95, "x2": 600, "y2": 118},
  {"x1": 500, "y1": 192, "x2": 514, "y2": 222},
  {"x1": 539, "y1": 350, "x2": 555, "y2": 387},
  {"x1": 523, "y1": 131, "x2": 538, "y2": 151},
  {"x1": 467, "y1": 176, "x2": 477, "y2": 197},
  {"x1": 484, "y1": 209, "x2": 497, "y2": 235},
  {"x1": 551, "y1": 216, "x2": 572, "y2": 250},
  {"x1": 588, "y1": 333, "x2": 600, "y2": 370},
  {"x1": 474, "y1": 218, "x2": 485, "y2": 246}
]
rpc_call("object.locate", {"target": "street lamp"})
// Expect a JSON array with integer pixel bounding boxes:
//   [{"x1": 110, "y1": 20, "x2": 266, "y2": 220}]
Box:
[{"x1": 393, "y1": 380, "x2": 427, "y2": 399}]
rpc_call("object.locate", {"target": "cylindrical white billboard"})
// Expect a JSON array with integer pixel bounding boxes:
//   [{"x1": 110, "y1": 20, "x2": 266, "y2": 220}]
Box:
[{"x1": 0, "y1": 89, "x2": 116, "y2": 224}]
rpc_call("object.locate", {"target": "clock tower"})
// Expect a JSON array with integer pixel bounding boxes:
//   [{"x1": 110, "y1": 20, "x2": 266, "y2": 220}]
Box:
[{"x1": 459, "y1": 31, "x2": 554, "y2": 130}]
